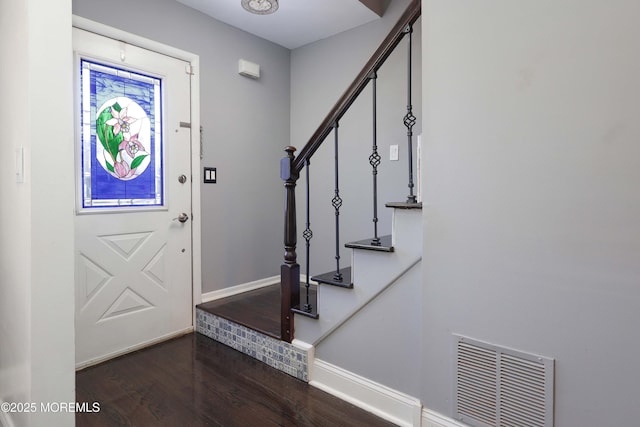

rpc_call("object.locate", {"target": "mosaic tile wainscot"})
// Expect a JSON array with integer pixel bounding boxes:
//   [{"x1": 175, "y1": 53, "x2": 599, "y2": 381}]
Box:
[{"x1": 196, "y1": 309, "x2": 309, "y2": 382}]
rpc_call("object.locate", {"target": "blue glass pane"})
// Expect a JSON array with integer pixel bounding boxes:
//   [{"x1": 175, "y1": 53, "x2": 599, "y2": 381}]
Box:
[{"x1": 80, "y1": 59, "x2": 163, "y2": 208}]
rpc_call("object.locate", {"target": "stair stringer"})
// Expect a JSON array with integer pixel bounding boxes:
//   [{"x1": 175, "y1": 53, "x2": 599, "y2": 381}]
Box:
[{"x1": 294, "y1": 208, "x2": 422, "y2": 345}]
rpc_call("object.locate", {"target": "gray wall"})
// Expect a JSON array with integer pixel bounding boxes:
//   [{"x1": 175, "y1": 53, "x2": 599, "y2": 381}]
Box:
[
  {"x1": 317, "y1": 264, "x2": 422, "y2": 397},
  {"x1": 290, "y1": 0, "x2": 421, "y2": 275},
  {"x1": 73, "y1": 0, "x2": 290, "y2": 293},
  {"x1": 421, "y1": 1, "x2": 640, "y2": 425}
]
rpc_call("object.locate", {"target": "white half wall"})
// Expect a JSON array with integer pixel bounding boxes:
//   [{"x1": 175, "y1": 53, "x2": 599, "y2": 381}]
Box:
[
  {"x1": 27, "y1": 0, "x2": 76, "y2": 424},
  {"x1": 0, "y1": 1, "x2": 31, "y2": 425},
  {"x1": 0, "y1": 0, "x2": 76, "y2": 426}
]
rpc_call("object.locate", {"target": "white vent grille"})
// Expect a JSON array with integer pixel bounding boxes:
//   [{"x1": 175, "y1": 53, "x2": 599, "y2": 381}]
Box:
[{"x1": 454, "y1": 335, "x2": 554, "y2": 427}]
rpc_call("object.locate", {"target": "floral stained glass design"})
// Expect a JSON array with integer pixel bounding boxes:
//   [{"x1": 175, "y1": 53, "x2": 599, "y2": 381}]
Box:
[{"x1": 80, "y1": 60, "x2": 163, "y2": 208}]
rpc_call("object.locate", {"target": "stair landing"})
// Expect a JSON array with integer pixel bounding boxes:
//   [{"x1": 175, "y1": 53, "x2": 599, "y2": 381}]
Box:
[
  {"x1": 198, "y1": 285, "x2": 281, "y2": 338},
  {"x1": 196, "y1": 284, "x2": 316, "y2": 382}
]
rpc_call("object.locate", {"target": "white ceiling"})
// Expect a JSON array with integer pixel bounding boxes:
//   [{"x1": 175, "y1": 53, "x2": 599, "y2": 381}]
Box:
[{"x1": 175, "y1": 0, "x2": 383, "y2": 49}]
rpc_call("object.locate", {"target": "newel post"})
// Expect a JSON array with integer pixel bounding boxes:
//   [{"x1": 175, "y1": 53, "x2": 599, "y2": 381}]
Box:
[{"x1": 280, "y1": 146, "x2": 300, "y2": 343}]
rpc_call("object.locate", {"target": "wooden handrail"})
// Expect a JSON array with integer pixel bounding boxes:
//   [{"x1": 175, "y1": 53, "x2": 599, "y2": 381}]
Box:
[{"x1": 292, "y1": 0, "x2": 421, "y2": 173}]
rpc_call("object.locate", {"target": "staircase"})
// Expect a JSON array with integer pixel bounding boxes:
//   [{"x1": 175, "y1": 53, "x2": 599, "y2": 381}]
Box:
[
  {"x1": 294, "y1": 205, "x2": 422, "y2": 347},
  {"x1": 196, "y1": 0, "x2": 422, "y2": 382}
]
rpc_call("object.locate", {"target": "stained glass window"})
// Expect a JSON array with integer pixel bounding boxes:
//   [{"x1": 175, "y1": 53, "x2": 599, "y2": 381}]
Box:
[{"x1": 80, "y1": 59, "x2": 163, "y2": 208}]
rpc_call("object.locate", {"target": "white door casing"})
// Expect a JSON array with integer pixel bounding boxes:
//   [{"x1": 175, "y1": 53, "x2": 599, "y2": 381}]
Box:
[{"x1": 73, "y1": 26, "x2": 198, "y2": 368}]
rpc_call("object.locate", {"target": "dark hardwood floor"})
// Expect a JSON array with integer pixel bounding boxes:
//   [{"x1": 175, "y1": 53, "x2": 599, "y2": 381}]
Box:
[
  {"x1": 197, "y1": 284, "x2": 318, "y2": 339},
  {"x1": 198, "y1": 285, "x2": 282, "y2": 338},
  {"x1": 76, "y1": 333, "x2": 394, "y2": 427}
]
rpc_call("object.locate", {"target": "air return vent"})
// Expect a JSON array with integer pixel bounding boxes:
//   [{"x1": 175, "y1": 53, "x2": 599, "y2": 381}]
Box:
[{"x1": 454, "y1": 335, "x2": 554, "y2": 427}]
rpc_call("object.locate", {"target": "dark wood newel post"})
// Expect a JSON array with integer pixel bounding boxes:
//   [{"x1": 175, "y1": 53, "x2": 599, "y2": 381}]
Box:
[{"x1": 280, "y1": 146, "x2": 300, "y2": 343}]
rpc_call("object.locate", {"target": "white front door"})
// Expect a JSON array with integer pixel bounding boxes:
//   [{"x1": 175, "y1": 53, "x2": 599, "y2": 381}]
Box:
[{"x1": 73, "y1": 28, "x2": 193, "y2": 368}]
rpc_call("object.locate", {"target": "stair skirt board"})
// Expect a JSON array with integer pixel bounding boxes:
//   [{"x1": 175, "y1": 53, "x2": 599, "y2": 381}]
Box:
[
  {"x1": 310, "y1": 359, "x2": 422, "y2": 427},
  {"x1": 196, "y1": 308, "x2": 311, "y2": 382}
]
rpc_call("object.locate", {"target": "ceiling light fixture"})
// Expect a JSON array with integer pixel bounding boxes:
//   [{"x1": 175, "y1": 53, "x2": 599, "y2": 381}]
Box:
[{"x1": 241, "y1": 0, "x2": 279, "y2": 15}]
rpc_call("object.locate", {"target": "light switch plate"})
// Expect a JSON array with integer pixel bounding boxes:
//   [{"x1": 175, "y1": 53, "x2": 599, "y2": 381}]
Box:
[
  {"x1": 204, "y1": 167, "x2": 216, "y2": 183},
  {"x1": 390, "y1": 145, "x2": 399, "y2": 161}
]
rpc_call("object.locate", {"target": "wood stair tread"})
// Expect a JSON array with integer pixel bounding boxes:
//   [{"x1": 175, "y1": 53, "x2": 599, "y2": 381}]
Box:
[
  {"x1": 345, "y1": 234, "x2": 393, "y2": 252},
  {"x1": 311, "y1": 267, "x2": 353, "y2": 288},
  {"x1": 385, "y1": 201, "x2": 423, "y2": 209}
]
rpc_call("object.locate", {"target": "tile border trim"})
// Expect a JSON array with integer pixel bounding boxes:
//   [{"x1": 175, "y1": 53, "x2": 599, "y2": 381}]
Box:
[{"x1": 196, "y1": 308, "x2": 311, "y2": 382}]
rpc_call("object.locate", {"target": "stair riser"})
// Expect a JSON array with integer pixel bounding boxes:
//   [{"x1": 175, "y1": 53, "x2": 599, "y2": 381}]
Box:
[{"x1": 391, "y1": 208, "x2": 422, "y2": 254}]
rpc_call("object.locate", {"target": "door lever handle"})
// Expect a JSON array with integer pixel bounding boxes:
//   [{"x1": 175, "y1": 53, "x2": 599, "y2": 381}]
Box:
[{"x1": 173, "y1": 213, "x2": 189, "y2": 223}]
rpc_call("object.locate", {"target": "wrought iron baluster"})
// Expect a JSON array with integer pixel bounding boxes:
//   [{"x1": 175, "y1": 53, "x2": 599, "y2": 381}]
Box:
[
  {"x1": 303, "y1": 159, "x2": 313, "y2": 312},
  {"x1": 369, "y1": 71, "x2": 381, "y2": 246},
  {"x1": 332, "y1": 122, "x2": 344, "y2": 282},
  {"x1": 403, "y1": 24, "x2": 417, "y2": 204}
]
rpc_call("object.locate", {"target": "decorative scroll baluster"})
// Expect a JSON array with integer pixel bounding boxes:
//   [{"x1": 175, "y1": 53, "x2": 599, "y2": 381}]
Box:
[
  {"x1": 302, "y1": 159, "x2": 313, "y2": 312},
  {"x1": 332, "y1": 122, "x2": 344, "y2": 282},
  {"x1": 369, "y1": 71, "x2": 381, "y2": 246},
  {"x1": 403, "y1": 24, "x2": 417, "y2": 204},
  {"x1": 280, "y1": 146, "x2": 299, "y2": 342}
]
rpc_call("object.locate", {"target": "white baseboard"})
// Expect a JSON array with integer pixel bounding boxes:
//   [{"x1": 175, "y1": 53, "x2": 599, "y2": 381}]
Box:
[
  {"x1": 310, "y1": 359, "x2": 422, "y2": 427},
  {"x1": 201, "y1": 275, "x2": 280, "y2": 303},
  {"x1": 422, "y1": 409, "x2": 466, "y2": 427}
]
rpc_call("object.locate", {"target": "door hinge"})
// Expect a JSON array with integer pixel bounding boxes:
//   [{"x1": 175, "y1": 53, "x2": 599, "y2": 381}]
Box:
[{"x1": 185, "y1": 64, "x2": 195, "y2": 75}]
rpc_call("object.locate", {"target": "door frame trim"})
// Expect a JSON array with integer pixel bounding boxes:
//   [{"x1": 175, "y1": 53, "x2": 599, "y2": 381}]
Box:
[{"x1": 72, "y1": 15, "x2": 203, "y2": 326}]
